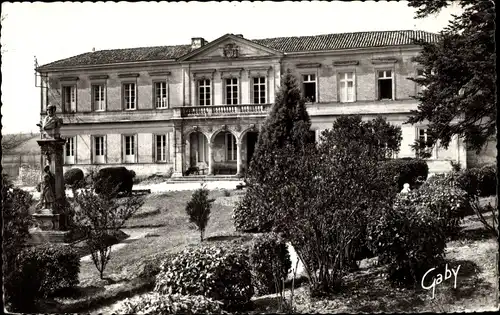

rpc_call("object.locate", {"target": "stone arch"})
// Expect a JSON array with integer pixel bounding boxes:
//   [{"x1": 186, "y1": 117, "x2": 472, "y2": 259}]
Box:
[
  {"x1": 183, "y1": 127, "x2": 210, "y2": 143},
  {"x1": 238, "y1": 124, "x2": 259, "y2": 143},
  {"x1": 209, "y1": 126, "x2": 238, "y2": 144}
]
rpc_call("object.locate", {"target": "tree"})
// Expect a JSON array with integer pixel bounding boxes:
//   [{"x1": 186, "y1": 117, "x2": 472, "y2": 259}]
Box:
[
  {"x1": 234, "y1": 69, "x2": 314, "y2": 232},
  {"x1": 406, "y1": 0, "x2": 496, "y2": 153},
  {"x1": 73, "y1": 178, "x2": 144, "y2": 279},
  {"x1": 319, "y1": 115, "x2": 402, "y2": 160},
  {"x1": 1, "y1": 133, "x2": 35, "y2": 155},
  {"x1": 185, "y1": 185, "x2": 214, "y2": 241}
]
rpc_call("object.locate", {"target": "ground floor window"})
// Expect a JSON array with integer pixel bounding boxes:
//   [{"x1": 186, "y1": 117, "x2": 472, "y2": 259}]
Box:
[{"x1": 225, "y1": 133, "x2": 237, "y2": 161}]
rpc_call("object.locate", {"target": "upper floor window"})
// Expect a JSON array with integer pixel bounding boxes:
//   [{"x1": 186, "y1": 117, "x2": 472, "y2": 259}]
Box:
[
  {"x1": 62, "y1": 85, "x2": 77, "y2": 113},
  {"x1": 155, "y1": 134, "x2": 169, "y2": 162},
  {"x1": 123, "y1": 83, "x2": 136, "y2": 110},
  {"x1": 225, "y1": 133, "x2": 237, "y2": 161},
  {"x1": 302, "y1": 74, "x2": 316, "y2": 103},
  {"x1": 225, "y1": 78, "x2": 238, "y2": 105},
  {"x1": 198, "y1": 79, "x2": 211, "y2": 106},
  {"x1": 252, "y1": 77, "x2": 266, "y2": 104},
  {"x1": 64, "y1": 137, "x2": 75, "y2": 164},
  {"x1": 339, "y1": 72, "x2": 355, "y2": 102},
  {"x1": 377, "y1": 70, "x2": 393, "y2": 100},
  {"x1": 93, "y1": 136, "x2": 105, "y2": 164},
  {"x1": 154, "y1": 81, "x2": 168, "y2": 108},
  {"x1": 92, "y1": 84, "x2": 106, "y2": 111}
]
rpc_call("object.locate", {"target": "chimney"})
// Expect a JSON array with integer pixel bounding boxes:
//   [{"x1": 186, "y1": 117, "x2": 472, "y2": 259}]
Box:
[
  {"x1": 234, "y1": 34, "x2": 243, "y2": 38},
  {"x1": 191, "y1": 37, "x2": 206, "y2": 50}
]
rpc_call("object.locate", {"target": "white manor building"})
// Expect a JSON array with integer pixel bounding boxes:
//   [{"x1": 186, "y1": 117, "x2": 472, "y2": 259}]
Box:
[{"x1": 36, "y1": 31, "x2": 493, "y2": 177}]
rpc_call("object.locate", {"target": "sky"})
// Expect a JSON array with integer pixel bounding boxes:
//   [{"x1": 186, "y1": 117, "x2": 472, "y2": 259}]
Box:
[{"x1": 0, "y1": 1, "x2": 463, "y2": 134}]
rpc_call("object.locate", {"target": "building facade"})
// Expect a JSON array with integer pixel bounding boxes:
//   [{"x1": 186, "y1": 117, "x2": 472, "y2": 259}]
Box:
[{"x1": 36, "y1": 31, "x2": 470, "y2": 177}]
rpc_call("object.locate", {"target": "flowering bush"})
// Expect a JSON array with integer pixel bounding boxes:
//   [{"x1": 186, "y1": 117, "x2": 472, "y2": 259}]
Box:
[
  {"x1": 368, "y1": 189, "x2": 447, "y2": 286},
  {"x1": 249, "y1": 232, "x2": 291, "y2": 295},
  {"x1": 115, "y1": 292, "x2": 226, "y2": 314},
  {"x1": 154, "y1": 245, "x2": 253, "y2": 310}
]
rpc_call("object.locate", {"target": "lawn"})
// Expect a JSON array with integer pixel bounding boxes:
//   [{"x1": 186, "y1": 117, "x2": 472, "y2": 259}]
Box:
[{"x1": 40, "y1": 190, "x2": 498, "y2": 314}]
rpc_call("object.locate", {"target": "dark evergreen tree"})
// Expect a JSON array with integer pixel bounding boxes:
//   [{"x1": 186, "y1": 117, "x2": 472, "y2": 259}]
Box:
[
  {"x1": 185, "y1": 185, "x2": 213, "y2": 242},
  {"x1": 406, "y1": 0, "x2": 496, "y2": 153}
]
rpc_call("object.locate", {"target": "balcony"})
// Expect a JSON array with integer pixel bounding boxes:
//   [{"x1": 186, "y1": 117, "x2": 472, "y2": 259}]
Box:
[{"x1": 179, "y1": 104, "x2": 272, "y2": 118}]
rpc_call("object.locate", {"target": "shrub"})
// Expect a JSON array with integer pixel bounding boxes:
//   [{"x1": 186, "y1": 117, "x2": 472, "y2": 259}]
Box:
[
  {"x1": 154, "y1": 245, "x2": 254, "y2": 310},
  {"x1": 249, "y1": 232, "x2": 292, "y2": 295},
  {"x1": 379, "y1": 158, "x2": 429, "y2": 191},
  {"x1": 368, "y1": 190, "x2": 447, "y2": 286},
  {"x1": 9, "y1": 244, "x2": 80, "y2": 310},
  {"x1": 185, "y1": 185, "x2": 214, "y2": 241},
  {"x1": 115, "y1": 292, "x2": 225, "y2": 314},
  {"x1": 64, "y1": 168, "x2": 84, "y2": 187},
  {"x1": 477, "y1": 164, "x2": 497, "y2": 196},
  {"x1": 94, "y1": 166, "x2": 135, "y2": 196}
]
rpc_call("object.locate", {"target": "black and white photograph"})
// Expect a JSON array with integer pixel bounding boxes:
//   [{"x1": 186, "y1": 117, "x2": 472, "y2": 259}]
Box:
[{"x1": 1, "y1": 1, "x2": 497, "y2": 313}]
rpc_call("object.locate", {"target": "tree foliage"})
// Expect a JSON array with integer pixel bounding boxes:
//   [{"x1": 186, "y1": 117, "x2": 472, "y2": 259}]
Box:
[
  {"x1": 407, "y1": 0, "x2": 496, "y2": 153},
  {"x1": 185, "y1": 185, "x2": 214, "y2": 241},
  {"x1": 319, "y1": 115, "x2": 402, "y2": 160},
  {"x1": 73, "y1": 178, "x2": 144, "y2": 279}
]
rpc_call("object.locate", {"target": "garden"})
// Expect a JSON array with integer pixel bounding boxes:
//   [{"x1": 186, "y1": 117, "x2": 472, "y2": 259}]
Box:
[{"x1": 3, "y1": 72, "x2": 498, "y2": 314}]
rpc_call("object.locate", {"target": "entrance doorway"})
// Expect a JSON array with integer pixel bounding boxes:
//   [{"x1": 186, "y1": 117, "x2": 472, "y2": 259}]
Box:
[{"x1": 246, "y1": 131, "x2": 258, "y2": 169}]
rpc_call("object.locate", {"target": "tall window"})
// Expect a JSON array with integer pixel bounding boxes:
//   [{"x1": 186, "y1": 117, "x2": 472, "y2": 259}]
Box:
[
  {"x1": 197, "y1": 134, "x2": 208, "y2": 163},
  {"x1": 377, "y1": 70, "x2": 393, "y2": 100},
  {"x1": 415, "y1": 69, "x2": 426, "y2": 95},
  {"x1": 92, "y1": 85, "x2": 106, "y2": 111},
  {"x1": 339, "y1": 72, "x2": 355, "y2": 102},
  {"x1": 198, "y1": 79, "x2": 211, "y2": 106},
  {"x1": 225, "y1": 78, "x2": 238, "y2": 105},
  {"x1": 156, "y1": 134, "x2": 168, "y2": 162},
  {"x1": 225, "y1": 133, "x2": 237, "y2": 161},
  {"x1": 94, "y1": 136, "x2": 105, "y2": 164},
  {"x1": 64, "y1": 137, "x2": 75, "y2": 164},
  {"x1": 124, "y1": 135, "x2": 135, "y2": 163},
  {"x1": 123, "y1": 83, "x2": 136, "y2": 110},
  {"x1": 253, "y1": 77, "x2": 266, "y2": 104},
  {"x1": 154, "y1": 82, "x2": 168, "y2": 108},
  {"x1": 303, "y1": 74, "x2": 316, "y2": 103},
  {"x1": 62, "y1": 85, "x2": 76, "y2": 113},
  {"x1": 416, "y1": 128, "x2": 434, "y2": 158}
]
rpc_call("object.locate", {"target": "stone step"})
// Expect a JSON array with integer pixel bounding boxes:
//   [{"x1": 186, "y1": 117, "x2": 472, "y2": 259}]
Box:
[{"x1": 168, "y1": 176, "x2": 242, "y2": 183}]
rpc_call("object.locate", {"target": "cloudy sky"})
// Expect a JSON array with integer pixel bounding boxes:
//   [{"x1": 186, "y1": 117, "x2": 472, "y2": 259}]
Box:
[{"x1": 1, "y1": 1, "x2": 463, "y2": 134}]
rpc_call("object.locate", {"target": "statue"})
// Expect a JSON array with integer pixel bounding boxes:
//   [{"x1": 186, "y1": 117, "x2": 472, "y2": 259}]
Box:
[
  {"x1": 400, "y1": 183, "x2": 411, "y2": 194},
  {"x1": 37, "y1": 165, "x2": 56, "y2": 210},
  {"x1": 37, "y1": 104, "x2": 63, "y2": 139}
]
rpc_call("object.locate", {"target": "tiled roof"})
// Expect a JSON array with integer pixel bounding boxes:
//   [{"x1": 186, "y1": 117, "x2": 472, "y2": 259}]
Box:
[
  {"x1": 252, "y1": 30, "x2": 439, "y2": 52},
  {"x1": 37, "y1": 30, "x2": 439, "y2": 71}
]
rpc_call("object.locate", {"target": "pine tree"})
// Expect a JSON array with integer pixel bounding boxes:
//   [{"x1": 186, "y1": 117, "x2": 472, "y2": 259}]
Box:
[
  {"x1": 234, "y1": 70, "x2": 314, "y2": 232},
  {"x1": 406, "y1": 0, "x2": 496, "y2": 153},
  {"x1": 185, "y1": 185, "x2": 213, "y2": 241}
]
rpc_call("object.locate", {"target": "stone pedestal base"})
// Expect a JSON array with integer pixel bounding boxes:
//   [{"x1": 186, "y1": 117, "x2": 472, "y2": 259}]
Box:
[
  {"x1": 33, "y1": 212, "x2": 60, "y2": 230},
  {"x1": 28, "y1": 229, "x2": 85, "y2": 245},
  {"x1": 171, "y1": 171, "x2": 184, "y2": 178}
]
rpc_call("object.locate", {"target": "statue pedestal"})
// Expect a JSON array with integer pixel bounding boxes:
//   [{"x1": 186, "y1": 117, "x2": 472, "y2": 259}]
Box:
[
  {"x1": 28, "y1": 229, "x2": 84, "y2": 245},
  {"x1": 32, "y1": 210, "x2": 60, "y2": 230}
]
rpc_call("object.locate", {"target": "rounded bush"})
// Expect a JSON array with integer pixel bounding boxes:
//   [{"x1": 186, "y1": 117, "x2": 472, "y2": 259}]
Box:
[
  {"x1": 64, "y1": 168, "x2": 84, "y2": 187},
  {"x1": 94, "y1": 167, "x2": 135, "y2": 195},
  {"x1": 249, "y1": 232, "x2": 291, "y2": 295},
  {"x1": 379, "y1": 158, "x2": 429, "y2": 191},
  {"x1": 154, "y1": 245, "x2": 254, "y2": 311},
  {"x1": 115, "y1": 292, "x2": 225, "y2": 314},
  {"x1": 368, "y1": 189, "x2": 448, "y2": 286}
]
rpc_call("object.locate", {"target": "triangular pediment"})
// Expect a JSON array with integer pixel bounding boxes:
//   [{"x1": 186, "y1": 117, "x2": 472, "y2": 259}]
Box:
[{"x1": 179, "y1": 34, "x2": 283, "y2": 61}]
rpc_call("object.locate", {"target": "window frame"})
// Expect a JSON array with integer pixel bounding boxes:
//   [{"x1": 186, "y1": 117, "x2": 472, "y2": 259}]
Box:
[
  {"x1": 375, "y1": 68, "x2": 395, "y2": 101},
  {"x1": 302, "y1": 73, "x2": 317, "y2": 103},
  {"x1": 91, "y1": 84, "x2": 106, "y2": 112},
  {"x1": 154, "y1": 134, "x2": 169, "y2": 163},
  {"x1": 123, "y1": 134, "x2": 137, "y2": 163},
  {"x1": 225, "y1": 133, "x2": 237, "y2": 162},
  {"x1": 197, "y1": 133, "x2": 208, "y2": 163},
  {"x1": 225, "y1": 77, "x2": 239, "y2": 105},
  {"x1": 62, "y1": 84, "x2": 77, "y2": 113},
  {"x1": 415, "y1": 68, "x2": 427, "y2": 95},
  {"x1": 415, "y1": 127, "x2": 436, "y2": 159},
  {"x1": 251, "y1": 76, "x2": 267, "y2": 104},
  {"x1": 64, "y1": 136, "x2": 76, "y2": 165},
  {"x1": 92, "y1": 135, "x2": 106, "y2": 164},
  {"x1": 153, "y1": 80, "x2": 169, "y2": 109},
  {"x1": 338, "y1": 71, "x2": 356, "y2": 103},
  {"x1": 198, "y1": 78, "x2": 212, "y2": 106},
  {"x1": 122, "y1": 82, "x2": 137, "y2": 110}
]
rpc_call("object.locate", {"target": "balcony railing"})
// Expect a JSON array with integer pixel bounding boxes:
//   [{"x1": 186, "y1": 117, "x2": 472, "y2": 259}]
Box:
[{"x1": 180, "y1": 104, "x2": 272, "y2": 118}]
